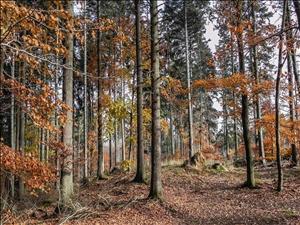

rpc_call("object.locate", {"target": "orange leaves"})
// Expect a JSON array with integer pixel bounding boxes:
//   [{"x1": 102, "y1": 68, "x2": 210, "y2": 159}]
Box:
[
  {"x1": 161, "y1": 76, "x2": 187, "y2": 105},
  {"x1": 193, "y1": 73, "x2": 273, "y2": 97},
  {"x1": 256, "y1": 112, "x2": 300, "y2": 159},
  {"x1": 1, "y1": 75, "x2": 69, "y2": 131},
  {"x1": 0, "y1": 142, "x2": 55, "y2": 191},
  {"x1": 193, "y1": 73, "x2": 246, "y2": 92}
]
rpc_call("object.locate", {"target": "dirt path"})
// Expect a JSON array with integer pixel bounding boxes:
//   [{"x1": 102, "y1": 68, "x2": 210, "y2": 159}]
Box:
[{"x1": 5, "y1": 166, "x2": 300, "y2": 225}]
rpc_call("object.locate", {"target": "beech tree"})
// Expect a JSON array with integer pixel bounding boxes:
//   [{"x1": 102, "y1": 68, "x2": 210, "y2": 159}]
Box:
[
  {"x1": 275, "y1": 0, "x2": 287, "y2": 192},
  {"x1": 133, "y1": 0, "x2": 145, "y2": 183},
  {"x1": 61, "y1": 0, "x2": 74, "y2": 204},
  {"x1": 149, "y1": 0, "x2": 163, "y2": 200}
]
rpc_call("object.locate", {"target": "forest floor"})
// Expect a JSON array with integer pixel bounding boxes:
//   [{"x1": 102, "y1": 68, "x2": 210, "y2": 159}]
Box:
[{"x1": 3, "y1": 164, "x2": 300, "y2": 225}]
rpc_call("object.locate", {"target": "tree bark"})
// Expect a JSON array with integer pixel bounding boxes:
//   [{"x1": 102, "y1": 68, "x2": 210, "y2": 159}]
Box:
[
  {"x1": 97, "y1": 0, "x2": 105, "y2": 179},
  {"x1": 236, "y1": 1, "x2": 255, "y2": 188},
  {"x1": 293, "y1": 0, "x2": 300, "y2": 28},
  {"x1": 149, "y1": 0, "x2": 163, "y2": 200},
  {"x1": 275, "y1": 0, "x2": 287, "y2": 192},
  {"x1": 250, "y1": 1, "x2": 266, "y2": 166},
  {"x1": 10, "y1": 54, "x2": 15, "y2": 199},
  {"x1": 287, "y1": 3, "x2": 298, "y2": 167},
  {"x1": 170, "y1": 105, "x2": 175, "y2": 155},
  {"x1": 184, "y1": 0, "x2": 194, "y2": 162},
  {"x1": 83, "y1": 0, "x2": 89, "y2": 180},
  {"x1": 121, "y1": 80, "x2": 126, "y2": 161},
  {"x1": 133, "y1": 0, "x2": 145, "y2": 183},
  {"x1": 18, "y1": 62, "x2": 25, "y2": 200},
  {"x1": 230, "y1": 35, "x2": 239, "y2": 160},
  {"x1": 61, "y1": 0, "x2": 74, "y2": 204}
]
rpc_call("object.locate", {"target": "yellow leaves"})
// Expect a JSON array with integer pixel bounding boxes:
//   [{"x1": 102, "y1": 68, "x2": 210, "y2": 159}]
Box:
[
  {"x1": 120, "y1": 160, "x2": 134, "y2": 172},
  {"x1": 108, "y1": 100, "x2": 127, "y2": 120},
  {"x1": 161, "y1": 119, "x2": 169, "y2": 135}
]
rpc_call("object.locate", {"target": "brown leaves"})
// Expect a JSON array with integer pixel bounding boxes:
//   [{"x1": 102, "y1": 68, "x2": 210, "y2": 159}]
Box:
[
  {"x1": 0, "y1": 142, "x2": 55, "y2": 191},
  {"x1": 0, "y1": 75, "x2": 70, "y2": 131}
]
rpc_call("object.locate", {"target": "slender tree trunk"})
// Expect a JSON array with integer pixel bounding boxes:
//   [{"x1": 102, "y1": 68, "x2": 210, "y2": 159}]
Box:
[
  {"x1": 275, "y1": 0, "x2": 287, "y2": 192},
  {"x1": 149, "y1": 0, "x2": 163, "y2": 200},
  {"x1": 230, "y1": 36, "x2": 239, "y2": 161},
  {"x1": 288, "y1": 52, "x2": 298, "y2": 167},
  {"x1": 54, "y1": 17, "x2": 61, "y2": 193},
  {"x1": 40, "y1": 128, "x2": 45, "y2": 162},
  {"x1": 61, "y1": 0, "x2": 74, "y2": 204},
  {"x1": 10, "y1": 54, "x2": 15, "y2": 199},
  {"x1": 184, "y1": 0, "x2": 194, "y2": 162},
  {"x1": 133, "y1": 0, "x2": 145, "y2": 183},
  {"x1": 236, "y1": 1, "x2": 255, "y2": 188},
  {"x1": 223, "y1": 92, "x2": 229, "y2": 159},
  {"x1": 97, "y1": 0, "x2": 105, "y2": 179},
  {"x1": 170, "y1": 105, "x2": 175, "y2": 155},
  {"x1": 82, "y1": 0, "x2": 89, "y2": 180},
  {"x1": 109, "y1": 81, "x2": 113, "y2": 171},
  {"x1": 250, "y1": 1, "x2": 266, "y2": 166},
  {"x1": 121, "y1": 78, "x2": 126, "y2": 161},
  {"x1": 293, "y1": 0, "x2": 300, "y2": 28},
  {"x1": 287, "y1": 4, "x2": 298, "y2": 167},
  {"x1": 128, "y1": 71, "x2": 135, "y2": 161},
  {"x1": 288, "y1": 2, "x2": 300, "y2": 98},
  {"x1": 18, "y1": 62, "x2": 25, "y2": 200},
  {"x1": 114, "y1": 85, "x2": 118, "y2": 166}
]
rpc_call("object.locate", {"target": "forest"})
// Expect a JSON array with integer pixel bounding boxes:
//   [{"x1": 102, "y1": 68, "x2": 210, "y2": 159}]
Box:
[{"x1": 0, "y1": 0, "x2": 300, "y2": 224}]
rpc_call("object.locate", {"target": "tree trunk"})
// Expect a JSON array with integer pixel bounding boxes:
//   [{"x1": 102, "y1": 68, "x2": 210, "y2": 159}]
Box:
[
  {"x1": 114, "y1": 85, "x2": 118, "y2": 166},
  {"x1": 223, "y1": 92, "x2": 229, "y2": 159},
  {"x1": 121, "y1": 79, "x2": 126, "y2": 161},
  {"x1": 128, "y1": 71, "x2": 135, "y2": 161},
  {"x1": 18, "y1": 62, "x2": 25, "y2": 200},
  {"x1": 61, "y1": 0, "x2": 74, "y2": 204},
  {"x1": 40, "y1": 128, "x2": 45, "y2": 162},
  {"x1": 170, "y1": 105, "x2": 175, "y2": 155},
  {"x1": 97, "y1": 0, "x2": 105, "y2": 179},
  {"x1": 83, "y1": 0, "x2": 89, "y2": 180},
  {"x1": 287, "y1": 3, "x2": 298, "y2": 166},
  {"x1": 293, "y1": 0, "x2": 300, "y2": 28},
  {"x1": 236, "y1": 1, "x2": 255, "y2": 188},
  {"x1": 55, "y1": 19, "x2": 61, "y2": 193},
  {"x1": 133, "y1": 0, "x2": 145, "y2": 183},
  {"x1": 149, "y1": 0, "x2": 163, "y2": 200},
  {"x1": 109, "y1": 81, "x2": 113, "y2": 171},
  {"x1": 275, "y1": 0, "x2": 287, "y2": 192},
  {"x1": 287, "y1": 51, "x2": 298, "y2": 167},
  {"x1": 230, "y1": 35, "x2": 239, "y2": 160},
  {"x1": 10, "y1": 54, "x2": 15, "y2": 199},
  {"x1": 184, "y1": 0, "x2": 194, "y2": 162},
  {"x1": 250, "y1": 1, "x2": 266, "y2": 166}
]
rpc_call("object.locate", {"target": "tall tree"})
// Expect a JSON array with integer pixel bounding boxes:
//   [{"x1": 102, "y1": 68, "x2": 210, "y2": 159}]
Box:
[
  {"x1": 133, "y1": 0, "x2": 145, "y2": 183},
  {"x1": 97, "y1": 0, "x2": 105, "y2": 179},
  {"x1": 184, "y1": 0, "x2": 194, "y2": 161},
  {"x1": 250, "y1": 0, "x2": 266, "y2": 167},
  {"x1": 61, "y1": 0, "x2": 74, "y2": 204},
  {"x1": 83, "y1": 0, "x2": 89, "y2": 181},
  {"x1": 287, "y1": 4, "x2": 298, "y2": 166},
  {"x1": 236, "y1": 0, "x2": 255, "y2": 188},
  {"x1": 275, "y1": 0, "x2": 287, "y2": 192},
  {"x1": 293, "y1": 0, "x2": 300, "y2": 28},
  {"x1": 10, "y1": 54, "x2": 15, "y2": 199},
  {"x1": 18, "y1": 62, "x2": 25, "y2": 200},
  {"x1": 149, "y1": 0, "x2": 163, "y2": 200}
]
